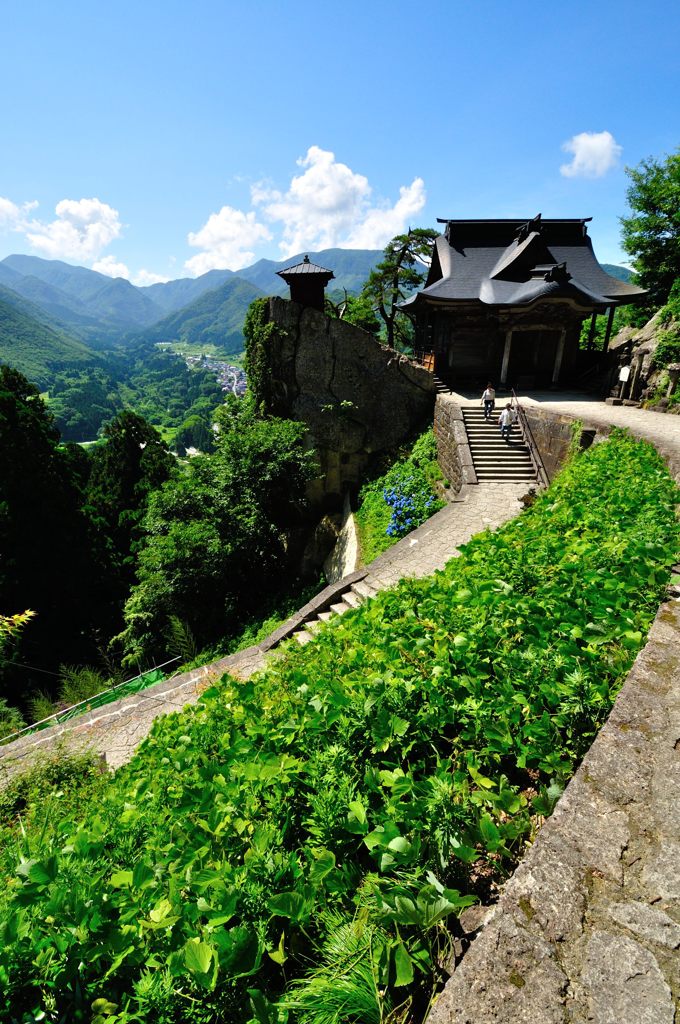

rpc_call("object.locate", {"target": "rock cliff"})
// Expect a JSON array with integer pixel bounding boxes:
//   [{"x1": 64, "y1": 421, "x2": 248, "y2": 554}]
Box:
[{"x1": 260, "y1": 297, "x2": 436, "y2": 508}]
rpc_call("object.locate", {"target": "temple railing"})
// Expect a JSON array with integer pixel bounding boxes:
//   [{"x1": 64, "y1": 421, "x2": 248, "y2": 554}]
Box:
[{"x1": 510, "y1": 389, "x2": 550, "y2": 489}]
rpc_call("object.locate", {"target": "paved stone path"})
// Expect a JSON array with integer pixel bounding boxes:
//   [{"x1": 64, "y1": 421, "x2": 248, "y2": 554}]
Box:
[{"x1": 451, "y1": 388, "x2": 680, "y2": 476}]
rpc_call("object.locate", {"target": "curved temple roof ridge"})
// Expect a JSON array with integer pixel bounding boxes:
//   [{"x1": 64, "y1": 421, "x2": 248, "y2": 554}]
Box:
[{"x1": 403, "y1": 215, "x2": 645, "y2": 311}]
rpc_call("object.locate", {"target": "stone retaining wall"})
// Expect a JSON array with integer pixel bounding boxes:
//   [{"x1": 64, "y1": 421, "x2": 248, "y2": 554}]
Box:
[
  {"x1": 434, "y1": 394, "x2": 474, "y2": 491},
  {"x1": 522, "y1": 405, "x2": 605, "y2": 481}
]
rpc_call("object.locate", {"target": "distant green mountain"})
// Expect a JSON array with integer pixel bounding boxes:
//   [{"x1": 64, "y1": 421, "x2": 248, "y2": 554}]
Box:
[
  {"x1": 2, "y1": 255, "x2": 164, "y2": 332},
  {"x1": 138, "y1": 277, "x2": 265, "y2": 353},
  {"x1": 602, "y1": 263, "x2": 634, "y2": 283},
  {"x1": 0, "y1": 286, "x2": 97, "y2": 387},
  {"x1": 0, "y1": 248, "x2": 384, "y2": 362},
  {"x1": 141, "y1": 269, "x2": 235, "y2": 314},
  {"x1": 140, "y1": 249, "x2": 382, "y2": 314}
]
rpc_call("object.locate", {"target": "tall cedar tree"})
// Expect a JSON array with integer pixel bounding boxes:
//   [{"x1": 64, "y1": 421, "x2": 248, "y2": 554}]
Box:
[
  {"x1": 86, "y1": 410, "x2": 175, "y2": 592},
  {"x1": 0, "y1": 367, "x2": 111, "y2": 702},
  {"x1": 620, "y1": 149, "x2": 680, "y2": 309},
  {"x1": 361, "y1": 228, "x2": 438, "y2": 348}
]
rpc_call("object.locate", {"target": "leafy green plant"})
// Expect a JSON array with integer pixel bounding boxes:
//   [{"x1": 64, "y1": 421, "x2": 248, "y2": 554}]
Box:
[
  {"x1": 651, "y1": 322, "x2": 680, "y2": 369},
  {"x1": 58, "y1": 664, "x2": 112, "y2": 707},
  {"x1": 0, "y1": 431, "x2": 676, "y2": 1023},
  {"x1": 27, "y1": 691, "x2": 56, "y2": 725},
  {"x1": 167, "y1": 616, "x2": 198, "y2": 664},
  {"x1": 0, "y1": 699, "x2": 26, "y2": 742}
]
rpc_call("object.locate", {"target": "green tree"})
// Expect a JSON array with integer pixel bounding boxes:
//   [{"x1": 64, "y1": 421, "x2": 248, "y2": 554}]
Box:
[
  {"x1": 620, "y1": 148, "x2": 680, "y2": 309},
  {"x1": 118, "y1": 400, "x2": 316, "y2": 666},
  {"x1": 361, "y1": 228, "x2": 438, "y2": 348},
  {"x1": 325, "y1": 292, "x2": 381, "y2": 336},
  {"x1": 0, "y1": 367, "x2": 108, "y2": 700},
  {"x1": 87, "y1": 411, "x2": 176, "y2": 586}
]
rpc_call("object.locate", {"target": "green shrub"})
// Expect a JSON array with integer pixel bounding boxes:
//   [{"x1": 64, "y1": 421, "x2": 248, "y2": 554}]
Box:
[
  {"x1": 0, "y1": 432, "x2": 676, "y2": 1022},
  {"x1": 0, "y1": 748, "x2": 104, "y2": 832},
  {"x1": 0, "y1": 699, "x2": 25, "y2": 742},
  {"x1": 652, "y1": 323, "x2": 680, "y2": 369}
]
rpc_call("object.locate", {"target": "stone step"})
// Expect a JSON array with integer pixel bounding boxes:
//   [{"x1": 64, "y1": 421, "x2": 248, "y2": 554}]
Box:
[
  {"x1": 468, "y1": 441, "x2": 530, "y2": 450},
  {"x1": 342, "y1": 590, "x2": 362, "y2": 608},
  {"x1": 475, "y1": 468, "x2": 532, "y2": 475},
  {"x1": 330, "y1": 601, "x2": 352, "y2": 616},
  {"x1": 317, "y1": 610, "x2": 333, "y2": 622},
  {"x1": 351, "y1": 580, "x2": 378, "y2": 600},
  {"x1": 294, "y1": 629, "x2": 314, "y2": 645},
  {"x1": 476, "y1": 462, "x2": 535, "y2": 470},
  {"x1": 470, "y1": 452, "x2": 531, "y2": 460}
]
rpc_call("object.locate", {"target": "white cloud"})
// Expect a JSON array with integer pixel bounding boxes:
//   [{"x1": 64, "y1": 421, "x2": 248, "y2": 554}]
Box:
[
  {"x1": 185, "y1": 147, "x2": 428, "y2": 275},
  {"x1": 133, "y1": 269, "x2": 171, "y2": 286},
  {"x1": 253, "y1": 146, "x2": 372, "y2": 255},
  {"x1": 25, "y1": 198, "x2": 123, "y2": 261},
  {"x1": 251, "y1": 146, "x2": 426, "y2": 256},
  {"x1": 344, "y1": 178, "x2": 426, "y2": 248},
  {"x1": 0, "y1": 197, "x2": 38, "y2": 232},
  {"x1": 184, "y1": 206, "x2": 272, "y2": 276},
  {"x1": 560, "y1": 131, "x2": 622, "y2": 179},
  {"x1": 92, "y1": 254, "x2": 130, "y2": 279}
]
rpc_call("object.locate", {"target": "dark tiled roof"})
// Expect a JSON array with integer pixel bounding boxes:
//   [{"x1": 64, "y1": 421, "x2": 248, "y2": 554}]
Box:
[
  {"x1": 402, "y1": 217, "x2": 645, "y2": 311},
  {"x1": 276, "y1": 255, "x2": 335, "y2": 280}
]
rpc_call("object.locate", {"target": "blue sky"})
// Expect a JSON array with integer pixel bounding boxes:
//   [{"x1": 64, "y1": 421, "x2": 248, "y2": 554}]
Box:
[{"x1": 1, "y1": 0, "x2": 678, "y2": 284}]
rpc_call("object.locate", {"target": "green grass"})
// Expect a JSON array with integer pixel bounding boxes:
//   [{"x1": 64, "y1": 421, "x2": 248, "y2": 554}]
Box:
[{"x1": 0, "y1": 431, "x2": 677, "y2": 1023}]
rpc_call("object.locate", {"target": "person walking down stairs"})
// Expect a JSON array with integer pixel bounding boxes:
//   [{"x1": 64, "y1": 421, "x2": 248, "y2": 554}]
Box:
[
  {"x1": 498, "y1": 403, "x2": 516, "y2": 443},
  {"x1": 481, "y1": 382, "x2": 496, "y2": 420}
]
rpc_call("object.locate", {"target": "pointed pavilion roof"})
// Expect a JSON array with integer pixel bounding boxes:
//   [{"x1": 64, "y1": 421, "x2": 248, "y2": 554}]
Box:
[{"x1": 276, "y1": 254, "x2": 335, "y2": 282}]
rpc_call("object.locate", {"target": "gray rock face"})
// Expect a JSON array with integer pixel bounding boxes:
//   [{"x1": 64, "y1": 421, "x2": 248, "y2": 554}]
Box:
[
  {"x1": 579, "y1": 931, "x2": 674, "y2": 1024},
  {"x1": 266, "y1": 298, "x2": 436, "y2": 507}
]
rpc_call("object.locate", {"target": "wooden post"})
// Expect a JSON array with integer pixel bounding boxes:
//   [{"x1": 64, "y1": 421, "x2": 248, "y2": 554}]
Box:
[
  {"x1": 603, "y1": 306, "x2": 616, "y2": 352},
  {"x1": 500, "y1": 329, "x2": 513, "y2": 385},
  {"x1": 552, "y1": 328, "x2": 567, "y2": 386}
]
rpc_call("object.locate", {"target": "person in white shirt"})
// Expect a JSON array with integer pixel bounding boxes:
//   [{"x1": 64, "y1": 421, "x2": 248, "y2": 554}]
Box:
[
  {"x1": 481, "y1": 383, "x2": 496, "y2": 420},
  {"x1": 498, "y1": 403, "x2": 515, "y2": 442}
]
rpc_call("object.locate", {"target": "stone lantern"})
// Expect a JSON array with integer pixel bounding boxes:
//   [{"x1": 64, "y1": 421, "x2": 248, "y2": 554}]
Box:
[{"x1": 277, "y1": 255, "x2": 335, "y2": 312}]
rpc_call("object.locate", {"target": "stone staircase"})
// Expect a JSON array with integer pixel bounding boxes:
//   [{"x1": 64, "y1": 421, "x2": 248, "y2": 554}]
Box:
[
  {"x1": 462, "y1": 406, "x2": 537, "y2": 482},
  {"x1": 293, "y1": 578, "x2": 378, "y2": 644}
]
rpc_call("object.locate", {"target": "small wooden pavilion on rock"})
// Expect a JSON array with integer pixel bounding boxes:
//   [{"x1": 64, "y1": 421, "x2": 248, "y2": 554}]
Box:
[
  {"x1": 401, "y1": 215, "x2": 646, "y2": 389},
  {"x1": 277, "y1": 255, "x2": 335, "y2": 312}
]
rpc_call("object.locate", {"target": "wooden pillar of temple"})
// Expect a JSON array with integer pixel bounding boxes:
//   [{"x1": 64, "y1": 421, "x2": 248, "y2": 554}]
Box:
[
  {"x1": 602, "y1": 306, "x2": 616, "y2": 353},
  {"x1": 500, "y1": 329, "x2": 513, "y2": 386},
  {"x1": 552, "y1": 327, "x2": 567, "y2": 386}
]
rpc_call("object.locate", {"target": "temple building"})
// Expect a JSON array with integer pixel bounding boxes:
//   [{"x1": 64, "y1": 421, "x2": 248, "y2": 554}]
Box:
[{"x1": 401, "y1": 215, "x2": 646, "y2": 389}]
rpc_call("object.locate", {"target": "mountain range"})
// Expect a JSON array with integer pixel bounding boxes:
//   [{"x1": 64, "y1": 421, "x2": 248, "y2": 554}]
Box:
[{"x1": 0, "y1": 251, "x2": 635, "y2": 386}]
